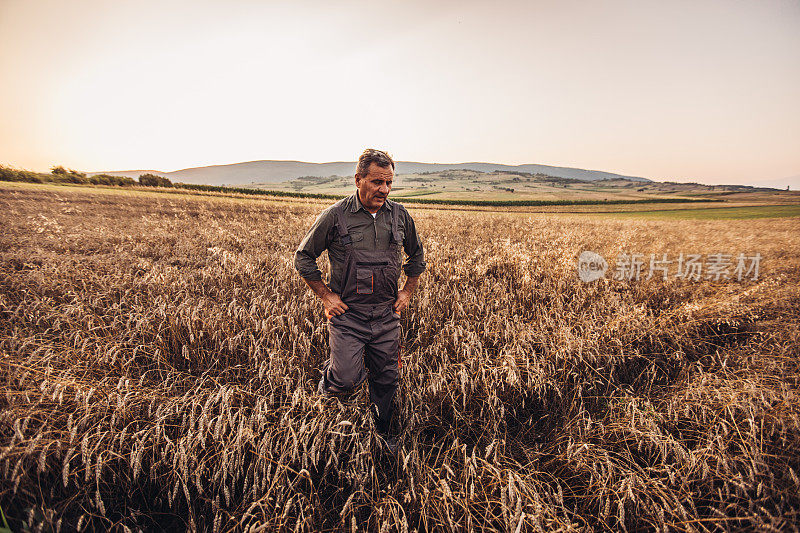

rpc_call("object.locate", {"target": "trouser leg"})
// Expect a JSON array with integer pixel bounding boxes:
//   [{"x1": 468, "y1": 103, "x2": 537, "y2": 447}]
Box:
[
  {"x1": 322, "y1": 311, "x2": 370, "y2": 394},
  {"x1": 365, "y1": 307, "x2": 401, "y2": 433}
]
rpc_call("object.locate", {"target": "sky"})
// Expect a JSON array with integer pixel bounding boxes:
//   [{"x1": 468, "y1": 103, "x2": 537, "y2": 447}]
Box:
[{"x1": 1, "y1": 0, "x2": 798, "y2": 187}]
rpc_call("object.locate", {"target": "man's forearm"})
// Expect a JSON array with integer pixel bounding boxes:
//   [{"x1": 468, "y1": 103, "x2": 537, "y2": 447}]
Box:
[
  {"x1": 303, "y1": 278, "x2": 349, "y2": 317},
  {"x1": 401, "y1": 275, "x2": 420, "y2": 295},
  {"x1": 303, "y1": 278, "x2": 334, "y2": 300}
]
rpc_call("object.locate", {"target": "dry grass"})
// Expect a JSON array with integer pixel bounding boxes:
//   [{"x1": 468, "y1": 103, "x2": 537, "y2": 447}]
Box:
[{"x1": 1, "y1": 184, "x2": 799, "y2": 532}]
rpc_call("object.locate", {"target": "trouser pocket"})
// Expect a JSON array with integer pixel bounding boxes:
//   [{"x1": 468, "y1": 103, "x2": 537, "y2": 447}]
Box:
[{"x1": 356, "y1": 268, "x2": 374, "y2": 294}]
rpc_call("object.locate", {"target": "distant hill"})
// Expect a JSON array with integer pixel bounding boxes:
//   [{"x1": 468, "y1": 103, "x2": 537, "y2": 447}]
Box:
[
  {"x1": 749, "y1": 174, "x2": 799, "y2": 191},
  {"x1": 257, "y1": 168, "x2": 788, "y2": 203},
  {"x1": 89, "y1": 160, "x2": 651, "y2": 186}
]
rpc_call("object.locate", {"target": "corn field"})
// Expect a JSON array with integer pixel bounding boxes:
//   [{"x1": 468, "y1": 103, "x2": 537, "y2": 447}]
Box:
[{"x1": 1, "y1": 184, "x2": 799, "y2": 532}]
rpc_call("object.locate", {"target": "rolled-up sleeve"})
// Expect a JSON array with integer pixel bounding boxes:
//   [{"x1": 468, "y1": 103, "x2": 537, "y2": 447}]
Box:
[
  {"x1": 294, "y1": 208, "x2": 334, "y2": 281},
  {"x1": 401, "y1": 208, "x2": 426, "y2": 277}
]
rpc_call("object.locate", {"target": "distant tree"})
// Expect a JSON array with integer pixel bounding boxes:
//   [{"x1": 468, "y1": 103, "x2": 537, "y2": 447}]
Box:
[
  {"x1": 138, "y1": 173, "x2": 159, "y2": 187},
  {"x1": 138, "y1": 174, "x2": 173, "y2": 187},
  {"x1": 49, "y1": 166, "x2": 87, "y2": 183},
  {"x1": 91, "y1": 174, "x2": 136, "y2": 187},
  {"x1": 0, "y1": 165, "x2": 43, "y2": 183}
]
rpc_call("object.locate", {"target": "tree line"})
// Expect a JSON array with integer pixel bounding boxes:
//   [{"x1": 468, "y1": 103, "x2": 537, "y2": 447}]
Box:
[{"x1": 0, "y1": 165, "x2": 173, "y2": 188}]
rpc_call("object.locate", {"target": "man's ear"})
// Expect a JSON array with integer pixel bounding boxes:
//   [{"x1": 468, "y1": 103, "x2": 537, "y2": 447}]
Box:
[{"x1": 354, "y1": 174, "x2": 361, "y2": 187}]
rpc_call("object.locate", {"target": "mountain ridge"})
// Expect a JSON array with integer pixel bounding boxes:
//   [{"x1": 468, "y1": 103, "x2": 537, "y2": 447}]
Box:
[{"x1": 89, "y1": 160, "x2": 652, "y2": 186}]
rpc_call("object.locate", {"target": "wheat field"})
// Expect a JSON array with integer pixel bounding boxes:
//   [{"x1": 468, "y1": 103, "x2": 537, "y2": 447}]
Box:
[{"x1": 1, "y1": 183, "x2": 799, "y2": 532}]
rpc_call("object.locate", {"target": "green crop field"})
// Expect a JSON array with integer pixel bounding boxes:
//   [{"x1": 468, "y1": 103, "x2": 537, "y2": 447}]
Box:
[{"x1": 598, "y1": 204, "x2": 800, "y2": 220}]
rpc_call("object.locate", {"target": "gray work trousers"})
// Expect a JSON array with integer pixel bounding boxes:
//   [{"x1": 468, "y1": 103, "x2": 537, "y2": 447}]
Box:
[{"x1": 320, "y1": 303, "x2": 401, "y2": 432}]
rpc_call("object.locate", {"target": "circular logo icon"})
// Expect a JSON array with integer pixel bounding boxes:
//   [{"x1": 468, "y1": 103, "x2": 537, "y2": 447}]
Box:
[{"x1": 578, "y1": 251, "x2": 607, "y2": 282}]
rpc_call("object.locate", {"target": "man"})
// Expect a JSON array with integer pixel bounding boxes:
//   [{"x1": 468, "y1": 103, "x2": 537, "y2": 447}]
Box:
[{"x1": 294, "y1": 149, "x2": 426, "y2": 450}]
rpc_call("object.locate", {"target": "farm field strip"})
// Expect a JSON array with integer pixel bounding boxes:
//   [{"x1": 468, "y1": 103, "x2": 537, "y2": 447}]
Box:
[{"x1": 3, "y1": 181, "x2": 797, "y2": 217}]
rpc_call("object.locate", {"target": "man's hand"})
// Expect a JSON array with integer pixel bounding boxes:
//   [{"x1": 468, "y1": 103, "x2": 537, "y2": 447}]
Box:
[
  {"x1": 393, "y1": 289, "x2": 411, "y2": 314},
  {"x1": 302, "y1": 278, "x2": 348, "y2": 319},
  {"x1": 323, "y1": 292, "x2": 349, "y2": 319},
  {"x1": 393, "y1": 275, "x2": 420, "y2": 314}
]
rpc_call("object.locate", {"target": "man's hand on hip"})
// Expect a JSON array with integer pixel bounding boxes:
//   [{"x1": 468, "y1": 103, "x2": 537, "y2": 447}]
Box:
[
  {"x1": 323, "y1": 292, "x2": 349, "y2": 319},
  {"x1": 393, "y1": 275, "x2": 420, "y2": 314},
  {"x1": 301, "y1": 278, "x2": 348, "y2": 319},
  {"x1": 393, "y1": 289, "x2": 411, "y2": 314}
]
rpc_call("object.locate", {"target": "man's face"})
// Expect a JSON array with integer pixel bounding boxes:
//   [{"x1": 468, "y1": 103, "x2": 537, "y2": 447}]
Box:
[{"x1": 356, "y1": 162, "x2": 393, "y2": 212}]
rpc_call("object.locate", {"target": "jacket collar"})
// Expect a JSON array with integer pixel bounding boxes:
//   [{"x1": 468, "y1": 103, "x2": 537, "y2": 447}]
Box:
[{"x1": 350, "y1": 190, "x2": 393, "y2": 214}]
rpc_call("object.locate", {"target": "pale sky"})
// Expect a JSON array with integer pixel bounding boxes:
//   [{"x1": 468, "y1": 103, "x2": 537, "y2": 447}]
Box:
[{"x1": 1, "y1": 0, "x2": 798, "y2": 186}]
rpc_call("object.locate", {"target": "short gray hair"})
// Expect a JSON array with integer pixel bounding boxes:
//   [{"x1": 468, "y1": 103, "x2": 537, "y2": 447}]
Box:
[{"x1": 355, "y1": 148, "x2": 394, "y2": 179}]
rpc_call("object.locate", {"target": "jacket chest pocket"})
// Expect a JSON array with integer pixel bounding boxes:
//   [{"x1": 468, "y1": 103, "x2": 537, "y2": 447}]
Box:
[
  {"x1": 349, "y1": 231, "x2": 365, "y2": 249},
  {"x1": 356, "y1": 268, "x2": 374, "y2": 294}
]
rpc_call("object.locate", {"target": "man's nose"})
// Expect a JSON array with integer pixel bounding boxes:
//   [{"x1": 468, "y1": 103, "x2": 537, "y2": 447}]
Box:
[{"x1": 379, "y1": 183, "x2": 389, "y2": 194}]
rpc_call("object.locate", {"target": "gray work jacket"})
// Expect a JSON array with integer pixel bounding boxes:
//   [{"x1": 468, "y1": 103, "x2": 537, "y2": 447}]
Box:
[{"x1": 294, "y1": 191, "x2": 426, "y2": 294}]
